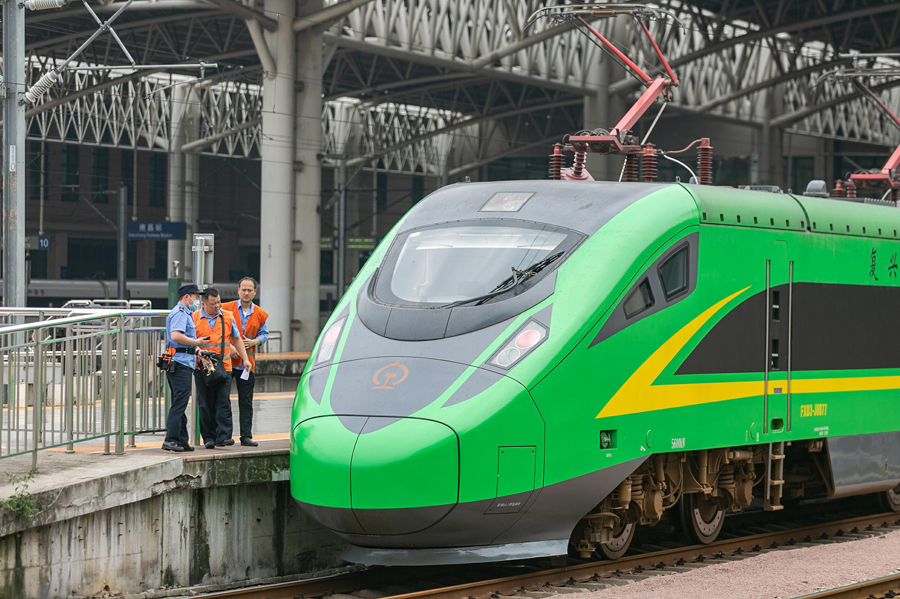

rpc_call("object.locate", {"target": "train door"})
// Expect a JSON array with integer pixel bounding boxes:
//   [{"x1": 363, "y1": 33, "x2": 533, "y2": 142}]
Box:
[{"x1": 764, "y1": 240, "x2": 791, "y2": 435}]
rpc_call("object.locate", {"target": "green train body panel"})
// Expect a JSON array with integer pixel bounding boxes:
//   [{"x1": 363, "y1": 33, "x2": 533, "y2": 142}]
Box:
[{"x1": 290, "y1": 179, "x2": 900, "y2": 562}]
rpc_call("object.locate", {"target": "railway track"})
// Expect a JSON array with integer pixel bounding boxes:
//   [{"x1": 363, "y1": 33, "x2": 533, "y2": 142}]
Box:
[{"x1": 191, "y1": 511, "x2": 900, "y2": 599}]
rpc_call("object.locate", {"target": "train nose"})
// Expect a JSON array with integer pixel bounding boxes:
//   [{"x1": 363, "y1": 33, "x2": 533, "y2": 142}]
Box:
[
  {"x1": 292, "y1": 415, "x2": 459, "y2": 535},
  {"x1": 351, "y1": 417, "x2": 459, "y2": 534}
]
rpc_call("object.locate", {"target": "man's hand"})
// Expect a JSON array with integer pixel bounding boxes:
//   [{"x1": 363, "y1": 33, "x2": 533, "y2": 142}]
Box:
[{"x1": 242, "y1": 338, "x2": 259, "y2": 349}]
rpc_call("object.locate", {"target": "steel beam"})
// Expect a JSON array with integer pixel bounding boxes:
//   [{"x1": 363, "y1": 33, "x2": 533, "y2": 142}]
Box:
[
  {"x1": 182, "y1": 118, "x2": 262, "y2": 153},
  {"x1": 324, "y1": 33, "x2": 594, "y2": 97},
  {"x1": 294, "y1": 0, "x2": 376, "y2": 33},
  {"x1": 771, "y1": 79, "x2": 900, "y2": 128},
  {"x1": 471, "y1": 22, "x2": 576, "y2": 69},
  {"x1": 345, "y1": 98, "x2": 582, "y2": 167},
  {"x1": 611, "y1": 3, "x2": 900, "y2": 95},
  {"x1": 202, "y1": 0, "x2": 277, "y2": 31}
]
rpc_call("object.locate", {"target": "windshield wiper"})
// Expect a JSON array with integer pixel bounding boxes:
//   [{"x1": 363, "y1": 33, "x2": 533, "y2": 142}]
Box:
[{"x1": 439, "y1": 251, "x2": 565, "y2": 309}]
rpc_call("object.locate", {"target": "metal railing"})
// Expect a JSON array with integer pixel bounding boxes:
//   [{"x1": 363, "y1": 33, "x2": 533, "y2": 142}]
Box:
[{"x1": 0, "y1": 309, "x2": 170, "y2": 468}]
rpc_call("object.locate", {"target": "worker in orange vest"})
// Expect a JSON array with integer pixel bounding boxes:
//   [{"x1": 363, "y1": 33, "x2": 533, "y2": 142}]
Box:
[
  {"x1": 223, "y1": 276, "x2": 269, "y2": 446},
  {"x1": 193, "y1": 287, "x2": 251, "y2": 448}
]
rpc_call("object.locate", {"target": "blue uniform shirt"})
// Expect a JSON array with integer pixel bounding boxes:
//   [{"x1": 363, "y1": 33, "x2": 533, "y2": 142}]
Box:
[
  {"x1": 234, "y1": 302, "x2": 269, "y2": 371},
  {"x1": 166, "y1": 302, "x2": 197, "y2": 368}
]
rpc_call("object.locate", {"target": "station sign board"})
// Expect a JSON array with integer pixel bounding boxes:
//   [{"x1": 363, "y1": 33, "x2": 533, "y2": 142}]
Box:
[{"x1": 127, "y1": 222, "x2": 186, "y2": 240}]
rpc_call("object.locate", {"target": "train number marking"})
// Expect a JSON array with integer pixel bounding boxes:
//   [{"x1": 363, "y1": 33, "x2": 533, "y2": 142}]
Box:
[
  {"x1": 800, "y1": 403, "x2": 828, "y2": 417},
  {"x1": 671, "y1": 437, "x2": 686, "y2": 450}
]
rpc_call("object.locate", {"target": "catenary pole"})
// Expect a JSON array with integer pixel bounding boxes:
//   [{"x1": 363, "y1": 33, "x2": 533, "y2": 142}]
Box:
[{"x1": 3, "y1": 0, "x2": 27, "y2": 306}]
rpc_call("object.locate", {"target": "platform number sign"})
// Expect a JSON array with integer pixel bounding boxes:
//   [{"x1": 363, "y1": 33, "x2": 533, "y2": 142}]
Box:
[{"x1": 24, "y1": 236, "x2": 50, "y2": 251}]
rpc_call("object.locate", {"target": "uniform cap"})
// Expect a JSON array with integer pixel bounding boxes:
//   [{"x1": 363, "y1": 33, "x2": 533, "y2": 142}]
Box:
[{"x1": 178, "y1": 283, "x2": 201, "y2": 297}]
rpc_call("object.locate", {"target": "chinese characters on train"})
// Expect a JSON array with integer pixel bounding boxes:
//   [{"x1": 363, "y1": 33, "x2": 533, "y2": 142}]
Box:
[{"x1": 867, "y1": 248, "x2": 899, "y2": 280}]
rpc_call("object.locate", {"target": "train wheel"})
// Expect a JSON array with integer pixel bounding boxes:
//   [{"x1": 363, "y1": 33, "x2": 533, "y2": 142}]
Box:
[
  {"x1": 880, "y1": 485, "x2": 900, "y2": 513},
  {"x1": 597, "y1": 521, "x2": 635, "y2": 560},
  {"x1": 680, "y1": 493, "x2": 725, "y2": 544}
]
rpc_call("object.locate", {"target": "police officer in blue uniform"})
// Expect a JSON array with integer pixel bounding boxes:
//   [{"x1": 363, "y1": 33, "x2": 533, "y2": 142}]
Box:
[{"x1": 162, "y1": 284, "x2": 209, "y2": 452}]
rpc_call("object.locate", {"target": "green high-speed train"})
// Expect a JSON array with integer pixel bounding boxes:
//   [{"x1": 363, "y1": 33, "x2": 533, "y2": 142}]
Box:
[{"x1": 290, "y1": 180, "x2": 900, "y2": 565}]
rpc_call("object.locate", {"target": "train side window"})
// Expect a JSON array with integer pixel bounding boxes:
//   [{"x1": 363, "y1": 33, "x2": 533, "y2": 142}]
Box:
[
  {"x1": 623, "y1": 279, "x2": 654, "y2": 318},
  {"x1": 658, "y1": 246, "x2": 689, "y2": 300}
]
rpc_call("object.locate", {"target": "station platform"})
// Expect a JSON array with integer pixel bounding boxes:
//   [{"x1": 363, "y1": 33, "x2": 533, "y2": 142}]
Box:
[{"x1": 0, "y1": 389, "x2": 344, "y2": 599}]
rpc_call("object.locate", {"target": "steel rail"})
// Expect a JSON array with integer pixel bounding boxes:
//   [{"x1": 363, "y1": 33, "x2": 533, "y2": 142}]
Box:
[
  {"x1": 195, "y1": 511, "x2": 900, "y2": 599},
  {"x1": 794, "y1": 573, "x2": 900, "y2": 599}
]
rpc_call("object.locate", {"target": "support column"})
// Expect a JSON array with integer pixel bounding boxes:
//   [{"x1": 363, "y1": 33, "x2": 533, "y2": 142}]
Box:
[
  {"x1": 291, "y1": 0, "x2": 323, "y2": 350},
  {"x1": 3, "y1": 0, "x2": 26, "y2": 306},
  {"x1": 259, "y1": 0, "x2": 300, "y2": 350},
  {"x1": 167, "y1": 84, "x2": 188, "y2": 281}
]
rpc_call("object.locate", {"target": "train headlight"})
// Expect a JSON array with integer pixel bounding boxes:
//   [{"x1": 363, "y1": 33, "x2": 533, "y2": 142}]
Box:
[
  {"x1": 314, "y1": 317, "x2": 346, "y2": 366},
  {"x1": 489, "y1": 319, "x2": 548, "y2": 369}
]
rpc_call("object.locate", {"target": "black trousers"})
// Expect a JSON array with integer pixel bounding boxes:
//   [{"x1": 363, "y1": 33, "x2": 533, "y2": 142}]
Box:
[
  {"x1": 164, "y1": 363, "x2": 193, "y2": 445},
  {"x1": 194, "y1": 370, "x2": 233, "y2": 444},
  {"x1": 232, "y1": 369, "x2": 255, "y2": 440}
]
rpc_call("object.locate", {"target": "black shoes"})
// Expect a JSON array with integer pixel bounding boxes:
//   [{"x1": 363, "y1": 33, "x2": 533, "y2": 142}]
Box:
[
  {"x1": 240, "y1": 438, "x2": 258, "y2": 447},
  {"x1": 182, "y1": 443, "x2": 195, "y2": 452},
  {"x1": 162, "y1": 441, "x2": 185, "y2": 452},
  {"x1": 216, "y1": 438, "x2": 235, "y2": 447},
  {"x1": 204, "y1": 441, "x2": 215, "y2": 449}
]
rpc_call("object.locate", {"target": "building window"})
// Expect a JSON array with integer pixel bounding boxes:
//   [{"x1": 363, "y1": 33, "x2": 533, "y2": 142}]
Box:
[
  {"x1": 412, "y1": 175, "x2": 424, "y2": 204},
  {"x1": 67, "y1": 238, "x2": 116, "y2": 279},
  {"x1": 320, "y1": 249, "x2": 334, "y2": 284},
  {"x1": 148, "y1": 153, "x2": 166, "y2": 207},
  {"x1": 376, "y1": 172, "x2": 387, "y2": 212},
  {"x1": 790, "y1": 157, "x2": 815, "y2": 195},
  {"x1": 127, "y1": 240, "x2": 138, "y2": 279},
  {"x1": 151, "y1": 240, "x2": 167, "y2": 280},
  {"x1": 27, "y1": 250, "x2": 48, "y2": 279},
  {"x1": 27, "y1": 141, "x2": 45, "y2": 201},
  {"x1": 121, "y1": 150, "x2": 134, "y2": 206},
  {"x1": 92, "y1": 147, "x2": 110, "y2": 203},
  {"x1": 61, "y1": 145, "x2": 80, "y2": 202}
]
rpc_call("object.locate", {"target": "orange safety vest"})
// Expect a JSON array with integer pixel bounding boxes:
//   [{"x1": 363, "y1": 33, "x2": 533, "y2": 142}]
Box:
[
  {"x1": 192, "y1": 309, "x2": 238, "y2": 372},
  {"x1": 222, "y1": 300, "x2": 269, "y2": 370}
]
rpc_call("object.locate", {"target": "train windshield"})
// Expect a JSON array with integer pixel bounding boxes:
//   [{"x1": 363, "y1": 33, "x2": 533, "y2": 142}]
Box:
[{"x1": 376, "y1": 222, "x2": 579, "y2": 306}]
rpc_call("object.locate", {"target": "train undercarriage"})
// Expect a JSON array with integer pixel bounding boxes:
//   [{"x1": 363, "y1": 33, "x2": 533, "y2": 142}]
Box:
[{"x1": 573, "y1": 441, "x2": 900, "y2": 560}]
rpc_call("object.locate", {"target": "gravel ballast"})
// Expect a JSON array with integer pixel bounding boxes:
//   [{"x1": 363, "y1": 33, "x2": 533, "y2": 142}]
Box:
[{"x1": 581, "y1": 528, "x2": 900, "y2": 599}]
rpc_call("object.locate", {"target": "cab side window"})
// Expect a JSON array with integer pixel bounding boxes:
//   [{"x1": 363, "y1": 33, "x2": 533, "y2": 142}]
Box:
[
  {"x1": 658, "y1": 246, "x2": 689, "y2": 300},
  {"x1": 589, "y1": 233, "x2": 699, "y2": 348},
  {"x1": 623, "y1": 279, "x2": 654, "y2": 318}
]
